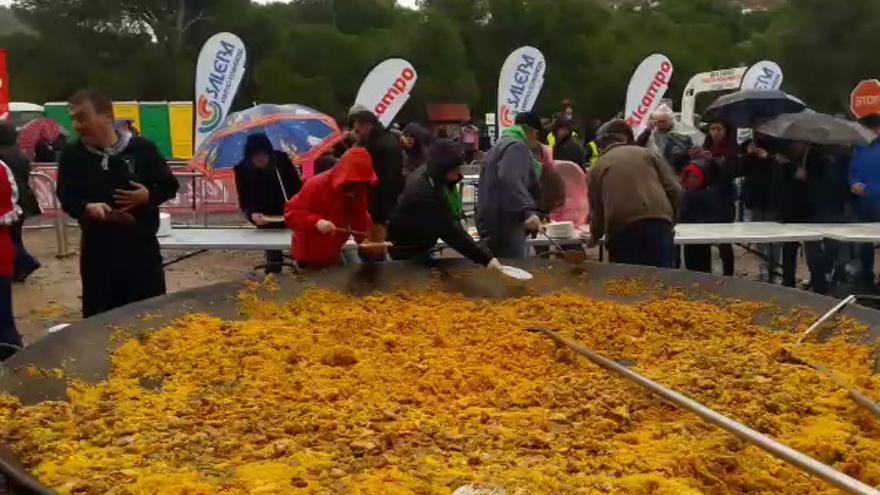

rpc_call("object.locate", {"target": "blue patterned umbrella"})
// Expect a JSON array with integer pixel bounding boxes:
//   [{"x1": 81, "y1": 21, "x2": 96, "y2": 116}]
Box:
[{"x1": 189, "y1": 104, "x2": 343, "y2": 175}]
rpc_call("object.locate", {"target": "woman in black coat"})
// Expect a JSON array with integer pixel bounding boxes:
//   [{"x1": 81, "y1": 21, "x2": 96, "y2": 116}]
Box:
[
  {"x1": 388, "y1": 139, "x2": 499, "y2": 269},
  {"x1": 699, "y1": 120, "x2": 740, "y2": 276},
  {"x1": 234, "y1": 133, "x2": 302, "y2": 273}
]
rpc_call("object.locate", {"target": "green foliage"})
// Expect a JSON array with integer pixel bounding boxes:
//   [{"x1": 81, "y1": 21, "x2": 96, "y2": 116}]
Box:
[{"x1": 2, "y1": 0, "x2": 874, "y2": 120}]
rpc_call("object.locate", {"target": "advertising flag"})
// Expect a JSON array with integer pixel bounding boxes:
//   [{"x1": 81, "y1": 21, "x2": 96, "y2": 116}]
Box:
[
  {"x1": 194, "y1": 33, "x2": 247, "y2": 151},
  {"x1": 497, "y1": 46, "x2": 546, "y2": 138},
  {"x1": 0, "y1": 49, "x2": 9, "y2": 122},
  {"x1": 741, "y1": 61, "x2": 784, "y2": 91},
  {"x1": 625, "y1": 54, "x2": 674, "y2": 135},
  {"x1": 355, "y1": 59, "x2": 418, "y2": 127}
]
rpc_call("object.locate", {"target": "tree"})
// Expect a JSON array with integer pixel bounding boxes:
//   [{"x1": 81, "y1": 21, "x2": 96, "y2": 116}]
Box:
[{"x1": 763, "y1": 0, "x2": 880, "y2": 113}]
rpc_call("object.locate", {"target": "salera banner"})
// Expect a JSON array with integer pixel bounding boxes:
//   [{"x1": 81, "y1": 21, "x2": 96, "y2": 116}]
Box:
[
  {"x1": 625, "y1": 54, "x2": 673, "y2": 135},
  {"x1": 355, "y1": 58, "x2": 418, "y2": 127},
  {"x1": 741, "y1": 60, "x2": 783, "y2": 91},
  {"x1": 497, "y1": 46, "x2": 546, "y2": 138},
  {"x1": 194, "y1": 33, "x2": 247, "y2": 151}
]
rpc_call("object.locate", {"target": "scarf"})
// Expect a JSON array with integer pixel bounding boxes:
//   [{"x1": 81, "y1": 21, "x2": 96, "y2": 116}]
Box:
[
  {"x1": 85, "y1": 130, "x2": 132, "y2": 171},
  {"x1": 445, "y1": 185, "x2": 463, "y2": 220},
  {"x1": 502, "y1": 125, "x2": 543, "y2": 180},
  {"x1": 429, "y1": 175, "x2": 464, "y2": 220}
]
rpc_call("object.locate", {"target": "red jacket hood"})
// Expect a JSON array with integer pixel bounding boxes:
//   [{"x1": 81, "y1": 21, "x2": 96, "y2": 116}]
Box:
[
  {"x1": 682, "y1": 163, "x2": 705, "y2": 189},
  {"x1": 330, "y1": 147, "x2": 377, "y2": 189}
]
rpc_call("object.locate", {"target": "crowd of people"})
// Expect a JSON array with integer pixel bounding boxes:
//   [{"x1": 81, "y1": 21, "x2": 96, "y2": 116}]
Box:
[{"x1": 0, "y1": 87, "x2": 879, "y2": 360}]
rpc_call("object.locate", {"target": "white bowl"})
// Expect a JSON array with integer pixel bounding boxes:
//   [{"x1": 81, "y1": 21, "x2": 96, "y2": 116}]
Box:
[{"x1": 545, "y1": 221, "x2": 575, "y2": 239}]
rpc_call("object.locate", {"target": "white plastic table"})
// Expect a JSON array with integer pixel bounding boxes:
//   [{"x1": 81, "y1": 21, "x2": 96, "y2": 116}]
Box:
[
  {"x1": 787, "y1": 223, "x2": 880, "y2": 243},
  {"x1": 159, "y1": 228, "x2": 291, "y2": 251},
  {"x1": 158, "y1": 228, "x2": 586, "y2": 265},
  {"x1": 674, "y1": 222, "x2": 824, "y2": 245}
]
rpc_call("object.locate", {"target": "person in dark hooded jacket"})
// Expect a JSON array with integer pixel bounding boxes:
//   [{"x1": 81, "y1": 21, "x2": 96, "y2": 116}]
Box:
[
  {"x1": 389, "y1": 139, "x2": 501, "y2": 270},
  {"x1": 350, "y1": 109, "x2": 404, "y2": 257},
  {"x1": 552, "y1": 119, "x2": 587, "y2": 170},
  {"x1": 680, "y1": 161, "x2": 719, "y2": 273},
  {"x1": 234, "y1": 133, "x2": 302, "y2": 273},
  {"x1": 400, "y1": 123, "x2": 431, "y2": 177}
]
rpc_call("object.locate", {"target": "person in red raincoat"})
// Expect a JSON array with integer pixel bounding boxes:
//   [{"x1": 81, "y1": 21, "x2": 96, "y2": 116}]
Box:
[
  {"x1": 0, "y1": 159, "x2": 22, "y2": 358},
  {"x1": 285, "y1": 147, "x2": 377, "y2": 267}
]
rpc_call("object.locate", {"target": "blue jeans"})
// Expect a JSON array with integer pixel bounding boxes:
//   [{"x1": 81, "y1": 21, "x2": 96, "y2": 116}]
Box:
[
  {"x1": 855, "y1": 197, "x2": 880, "y2": 285},
  {"x1": 608, "y1": 219, "x2": 675, "y2": 268}
]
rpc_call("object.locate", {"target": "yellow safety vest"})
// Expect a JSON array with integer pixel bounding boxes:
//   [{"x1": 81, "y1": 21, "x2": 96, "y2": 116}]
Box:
[{"x1": 587, "y1": 141, "x2": 599, "y2": 168}]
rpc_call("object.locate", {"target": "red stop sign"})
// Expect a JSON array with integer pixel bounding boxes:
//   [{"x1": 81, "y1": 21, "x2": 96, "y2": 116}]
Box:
[{"x1": 851, "y1": 79, "x2": 880, "y2": 119}]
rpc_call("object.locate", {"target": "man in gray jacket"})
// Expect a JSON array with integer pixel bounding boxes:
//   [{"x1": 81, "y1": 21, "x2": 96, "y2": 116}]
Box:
[{"x1": 477, "y1": 112, "x2": 543, "y2": 258}]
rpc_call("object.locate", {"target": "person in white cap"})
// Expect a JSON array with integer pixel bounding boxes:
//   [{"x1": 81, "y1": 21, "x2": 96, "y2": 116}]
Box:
[{"x1": 638, "y1": 104, "x2": 694, "y2": 173}]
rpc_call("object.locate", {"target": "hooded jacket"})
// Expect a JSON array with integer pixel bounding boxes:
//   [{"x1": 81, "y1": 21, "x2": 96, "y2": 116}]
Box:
[
  {"x1": 388, "y1": 140, "x2": 493, "y2": 266},
  {"x1": 477, "y1": 125, "x2": 540, "y2": 237},
  {"x1": 680, "y1": 161, "x2": 719, "y2": 224},
  {"x1": 234, "y1": 134, "x2": 302, "y2": 226},
  {"x1": 364, "y1": 125, "x2": 404, "y2": 225},
  {"x1": 285, "y1": 148, "x2": 377, "y2": 265},
  {"x1": 402, "y1": 123, "x2": 431, "y2": 176}
]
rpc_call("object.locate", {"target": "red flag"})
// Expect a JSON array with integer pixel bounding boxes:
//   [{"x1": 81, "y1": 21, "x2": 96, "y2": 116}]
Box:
[{"x1": 0, "y1": 49, "x2": 8, "y2": 121}]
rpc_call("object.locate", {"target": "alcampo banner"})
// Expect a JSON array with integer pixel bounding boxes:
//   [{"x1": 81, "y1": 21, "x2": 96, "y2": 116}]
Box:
[
  {"x1": 625, "y1": 54, "x2": 673, "y2": 135},
  {"x1": 355, "y1": 58, "x2": 418, "y2": 127},
  {"x1": 497, "y1": 46, "x2": 546, "y2": 138},
  {"x1": 194, "y1": 32, "x2": 247, "y2": 151}
]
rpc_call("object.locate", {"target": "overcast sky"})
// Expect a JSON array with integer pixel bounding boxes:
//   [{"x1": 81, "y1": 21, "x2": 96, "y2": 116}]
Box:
[{"x1": 0, "y1": 0, "x2": 420, "y2": 7}]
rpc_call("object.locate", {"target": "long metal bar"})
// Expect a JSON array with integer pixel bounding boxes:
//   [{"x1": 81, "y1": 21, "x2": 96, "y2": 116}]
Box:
[
  {"x1": 798, "y1": 295, "x2": 857, "y2": 343},
  {"x1": 800, "y1": 355, "x2": 880, "y2": 418},
  {"x1": 530, "y1": 327, "x2": 879, "y2": 495}
]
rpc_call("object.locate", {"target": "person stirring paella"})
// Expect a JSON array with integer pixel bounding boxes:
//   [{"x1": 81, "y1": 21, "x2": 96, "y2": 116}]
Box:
[
  {"x1": 387, "y1": 139, "x2": 510, "y2": 274},
  {"x1": 284, "y1": 147, "x2": 383, "y2": 267}
]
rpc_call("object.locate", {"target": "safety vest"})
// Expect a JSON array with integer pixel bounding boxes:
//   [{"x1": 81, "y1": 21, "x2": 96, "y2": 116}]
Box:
[{"x1": 586, "y1": 141, "x2": 599, "y2": 168}]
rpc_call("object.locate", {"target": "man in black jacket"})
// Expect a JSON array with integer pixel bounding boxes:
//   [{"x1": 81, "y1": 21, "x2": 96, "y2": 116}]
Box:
[
  {"x1": 58, "y1": 89, "x2": 179, "y2": 317},
  {"x1": 389, "y1": 139, "x2": 502, "y2": 270},
  {"x1": 552, "y1": 119, "x2": 587, "y2": 170},
  {"x1": 349, "y1": 109, "x2": 404, "y2": 259},
  {"x1": 234, "y1": 133, "x2": 302, "y2": 273}
]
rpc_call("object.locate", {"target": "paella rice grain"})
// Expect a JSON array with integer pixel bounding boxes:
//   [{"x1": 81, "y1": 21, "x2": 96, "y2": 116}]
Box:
[{"x1": 1, "y1": 288, "x2": 878, "y2": 494}]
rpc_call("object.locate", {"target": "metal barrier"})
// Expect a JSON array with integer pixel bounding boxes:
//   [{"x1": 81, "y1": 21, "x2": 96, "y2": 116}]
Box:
[
  {"x1": 27, "y1": 162, "x2": 227, "y2": 257},
  {"x1": 28, "y1": 171, "x2": 69, "y2": 258}
]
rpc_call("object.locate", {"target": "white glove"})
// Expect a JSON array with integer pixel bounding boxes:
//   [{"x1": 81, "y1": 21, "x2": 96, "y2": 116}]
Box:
[
  {"x1": 487, "y1": 258, "x2": 502, "y2": 271},
  {"x1": 316, "y1": 219, "x2": 336, "y2": 234},
  {"x1": 524, "y1": 214, "x2": 542, "y2": 233}
]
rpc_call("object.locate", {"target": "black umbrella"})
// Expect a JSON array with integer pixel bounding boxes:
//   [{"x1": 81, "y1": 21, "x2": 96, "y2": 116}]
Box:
[
  {"x1": 757, "y1": 111, "x2": 875, "y2": 146},
  {"x1": 704, "y1": 90, "x2": 806, "y2": 128}
]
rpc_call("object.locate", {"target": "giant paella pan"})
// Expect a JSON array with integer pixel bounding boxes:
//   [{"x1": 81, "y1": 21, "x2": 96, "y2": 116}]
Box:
[{"x1": 1, "y1": 260, "x2": 878, "y2": 495}]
